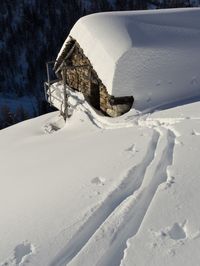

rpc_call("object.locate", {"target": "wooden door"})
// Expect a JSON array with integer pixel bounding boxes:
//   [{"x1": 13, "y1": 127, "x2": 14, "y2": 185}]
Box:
[{"x1": 90, "y1": 82, "x2": 100, "y2": 110}]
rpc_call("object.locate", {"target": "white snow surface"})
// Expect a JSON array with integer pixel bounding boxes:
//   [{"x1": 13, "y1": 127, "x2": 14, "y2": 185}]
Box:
[
  {"x1": 1, "y1": 88, "x2": 200, "y2": 266},
  {"x1": 58, "y1": 8, "x2": 200, "y2": 110}
]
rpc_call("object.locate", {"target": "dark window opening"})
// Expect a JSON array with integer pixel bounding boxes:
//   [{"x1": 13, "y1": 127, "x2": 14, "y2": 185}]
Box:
[{"x1": 90, "y1": 82, "x2": 100, "y2": 110}]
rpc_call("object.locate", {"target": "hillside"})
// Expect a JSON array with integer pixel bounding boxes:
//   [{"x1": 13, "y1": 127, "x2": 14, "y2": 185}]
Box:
[
  {"x1": 1, "y1": 3, "x2": 200, "y2": 266},
  {"x1": 1, "y1": 92, "x2": 200, "y2": 265}
]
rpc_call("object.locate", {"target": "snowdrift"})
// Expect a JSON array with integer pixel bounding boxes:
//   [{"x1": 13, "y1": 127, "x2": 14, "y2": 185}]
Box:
[{"x1": 58, "y1": 8, "x2": 200, "y2": 111}]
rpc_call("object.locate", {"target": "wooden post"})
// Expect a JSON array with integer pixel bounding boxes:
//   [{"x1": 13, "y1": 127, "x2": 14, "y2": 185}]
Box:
[
  {"x1": 61, "y1": 65, "x2": 68, "y2": 121},
  {"x1": 88, "y1": 66, "x2": 92, "y2": 95},
  {"x1": 46, "y1": 62, "x2": 52, "y2": 105}
]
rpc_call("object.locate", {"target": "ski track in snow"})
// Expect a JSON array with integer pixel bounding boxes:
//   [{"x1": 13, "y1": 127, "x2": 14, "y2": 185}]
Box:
[
  {"x1": 100, "y1": 128, "x2": 176, "y2": 266},
  {"x1": 66, "y1": 129, "x2": 175, "y2": 266},
  {"x1": 50, "y1": 130, "x2": 159, "y2": 266},
  {"x1": 48, "y1": 105, "x2": 178, "y2": 266}
]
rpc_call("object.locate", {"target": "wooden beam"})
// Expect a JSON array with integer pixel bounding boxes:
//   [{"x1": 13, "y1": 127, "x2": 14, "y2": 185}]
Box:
[
  {"x1": 55, "y1": 43, "x2": 76, "y2": 74},
  {"x1": 61, "y1": 65, "x2": 68, "y2": 121},
  {"x1": 46, "y1": 62, "x2": 52, "y2": 106}
]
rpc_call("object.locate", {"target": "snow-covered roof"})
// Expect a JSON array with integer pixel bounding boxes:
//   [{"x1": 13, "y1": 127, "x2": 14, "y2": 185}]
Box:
[{"x1": 58, "y1": 8, "x2": 200, "y2": 111}]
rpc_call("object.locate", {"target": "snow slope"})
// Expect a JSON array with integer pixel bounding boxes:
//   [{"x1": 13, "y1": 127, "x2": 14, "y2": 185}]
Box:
[
  {"x1": 58, "y1": 8, "x2": 200, "y2": 110},
  {"x1": 1, "y1": 90, "x2": 200, "y2": 266}
]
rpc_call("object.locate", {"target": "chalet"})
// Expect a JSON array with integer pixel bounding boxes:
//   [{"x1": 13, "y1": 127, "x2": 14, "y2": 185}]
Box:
[{"x1": 45, "y1": 8, "x2": 200, "y2": 118}]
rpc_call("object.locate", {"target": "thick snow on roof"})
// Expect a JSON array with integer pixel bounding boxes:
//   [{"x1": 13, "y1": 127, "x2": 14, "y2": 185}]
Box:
[{"x1": 58, "y1": 8, "x2": 200, "y2": 111}]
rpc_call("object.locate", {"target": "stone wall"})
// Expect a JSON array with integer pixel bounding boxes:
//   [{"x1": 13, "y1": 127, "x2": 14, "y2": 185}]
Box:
[
  {"x1": 55, "y1": 38, "x2": 133, "y2": 117},
  {"x1": 66, "y1": 45, "x2": 92, "y2": 99}
]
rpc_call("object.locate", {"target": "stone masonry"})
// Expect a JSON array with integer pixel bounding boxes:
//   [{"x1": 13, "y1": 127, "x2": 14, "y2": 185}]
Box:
[{"x1": 54, "y1": 37, "x2": 133, "y2": 117}]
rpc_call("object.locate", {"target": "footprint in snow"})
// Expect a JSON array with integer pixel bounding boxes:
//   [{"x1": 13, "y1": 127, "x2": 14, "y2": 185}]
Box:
[
  {"x1": 150, "y1": 222, "x2": 188, "y2": 257},
  {"x1": 14, "y1": 242, "x2": 35, "y2": 265},
  {"x1": 2, "y1": 242, "x2": 35, "y2": 266},
  {"x1": 91, "y1": 177, "x2": 105, "y2": 186},
  {"x1": 168, "y1": 223, "x2": 187, "y2": 240},
  {"x1": 43, "y1": 123, "x2": 59, "y2": 134},
  {"x1": 153, "y1": 221, "x2": 187, "y2": 241}
]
